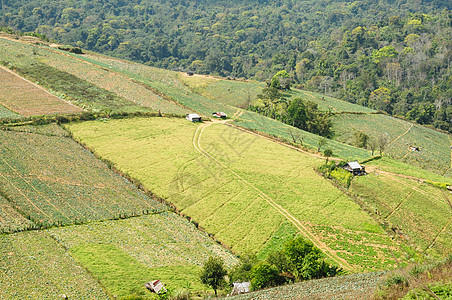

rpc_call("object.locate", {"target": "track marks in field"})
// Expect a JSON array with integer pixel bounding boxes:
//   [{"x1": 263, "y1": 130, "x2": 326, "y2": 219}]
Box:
[
  {"x1": 388, "y1": 123, "x2": 413, "y2": 149},
  {"x1": 192, "y1": 122, "x2": 353, "y2": 271}
]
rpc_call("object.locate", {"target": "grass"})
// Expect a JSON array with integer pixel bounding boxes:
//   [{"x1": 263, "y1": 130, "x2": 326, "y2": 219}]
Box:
[
  {"x1": 0, "y1": 124, "x2": 167, "y2": 229},
  {"x1": 0, "y1": 231, "x2": 108, "y2": 299},
  {"x1": 67, "y1": 117, "x2": 407, "y2": 271},
  {"x1": 350, "y1": 173, "x2": 452, "y2": 256},
  {"x1": 0, "y1": 66, "x2": 83, "y2": 116},
  {"x1": 46, "y1": 212, "x2": 238, "y2": 298},
  {"x1": 0, "y1": 104, "x2": 21, "y2": 120},
  {"x1": 332, "y1": 113, "x2": 452, "y2": 175}
]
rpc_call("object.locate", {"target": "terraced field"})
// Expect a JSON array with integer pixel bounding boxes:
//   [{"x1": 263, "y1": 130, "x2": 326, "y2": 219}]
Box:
[
  {"x1": 0, "y1": 231, "x2": 109, "y2": 299},
  {"x1": 332, "y1": 113, "x2": 451, "y2": 175},
  {"x1": 0, "y1": 124, "x2": 167, "y2": 229},
  {"x1": 0, "y1": 67, "x2": 82, "y2": 116},
  {"x1": 46, "y1": 212, "x2": 238, "y2": 298},
  {"x1": 67, "y1": 117, "x2": 407, "y2": 271}
]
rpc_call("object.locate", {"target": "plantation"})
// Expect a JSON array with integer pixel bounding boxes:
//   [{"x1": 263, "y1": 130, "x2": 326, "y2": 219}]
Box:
[
  {"x1": 0, "y1": 231, "x2": 108, "y2": 299},
  {"x1": 67, "y1": 117, "x2": 407, "y2": 271},
  {"x1": 0, "y1": 125, "x2": 167, "y2": 229},
  {"x1": 0, "y1": 67, "x2": 82, "y2": 116},
  {"x1": 46, "y1": 212, "x2": 238, "y2": 298},
  {"x1": 332, "y1": 113, "x2": 451, "y2": 175},
  {"x1": 350, "y1": 173, "x2": 452, "y2": 256},
  {"x1": 0, "y1": 195, "x2": 35, "y2": 233},
  {"x1": 0, "y1": 105, "x2": 21, "y2": 120}
]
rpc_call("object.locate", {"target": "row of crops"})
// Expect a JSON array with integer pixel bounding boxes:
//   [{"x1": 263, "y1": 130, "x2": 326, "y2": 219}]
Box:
[
  {"x1": 0, "y1": 231, "x2": 109, "y2": 299},
  {"x1": 67, "y1": 117, "x2": 407, "y2": 271},
  {"x1": 332, "y1": 113, "x2": 451, "y2": 175},
  {"x1": 0, "y1": 126, "x2": 168, "y2": 230},
  {"x1": 350, "y1": 173, "x2": 452, "y2": 256}
]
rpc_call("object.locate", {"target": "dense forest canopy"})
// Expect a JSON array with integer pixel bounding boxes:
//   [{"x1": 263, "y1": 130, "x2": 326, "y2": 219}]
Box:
[{"x1": 1, "y1": 0, "x2": 451, "y2": 132}]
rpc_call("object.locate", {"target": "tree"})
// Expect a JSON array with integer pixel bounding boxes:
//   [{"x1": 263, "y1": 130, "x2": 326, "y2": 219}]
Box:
[
  {"x1": 353, "y1": 131, "x2": 369, "y2": 149},
  {"x1": 271, "y1": 70, "x2": 291, "y2": 90},
  {"x1": 250, "y1": 262, "x2": 285, "y2": 290},
  {"x1": 287, "y1": 98, "x2": 307, "y2": 128},
  {"x1": 200, "y1": 256, "x2": 228, "y2": 297},
  {"x1": 378, "y1": 133, "x2": 390, "y2": 155},
  {"x1": 317, "y1": 137, "x2": 328, "y2": 152},
  {"x1": 323, "y1": 149, "x2": 333, "y2": 163},
  {"x1": 368, "y1": 138, "x2": 378, "y2": 156}
]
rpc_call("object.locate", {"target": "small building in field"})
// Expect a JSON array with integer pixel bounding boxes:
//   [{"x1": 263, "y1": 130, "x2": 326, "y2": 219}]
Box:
[
  {"x1": 145, "y1": 280, "x2": 167, "y2": 294},
  {"x1": 343, "y1": 161, "x2": 366, "y2": 175},
  {"x1": 187, "y1": 71, "x2": 194, "y2": 76},
  {"x1": 186, "y1": 113, "x2": 201, "y2": 122},
  {"x1": 229, "y1": 282, "x2": 250, "y2": 296},
  {"x1": 212, "y1": 112, "x2": 227, "y2": 119},
  {"x1": 447, "y1": 186, "x2": 452, "y2": 191}
]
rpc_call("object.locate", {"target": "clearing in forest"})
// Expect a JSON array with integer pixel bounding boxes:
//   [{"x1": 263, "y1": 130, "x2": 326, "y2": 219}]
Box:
[
  {"x1": 0, "y1": 66, "x2": 82, "y2": 116},
  {"x1": 67, "y1": 117, "x2": 407, "y2": 271},
  {"x1": 0, "y1": 124, "x2": 167, "y2": 229}
]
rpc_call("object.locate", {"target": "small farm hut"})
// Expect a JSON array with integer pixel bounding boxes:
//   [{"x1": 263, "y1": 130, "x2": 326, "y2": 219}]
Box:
[
  {"x1": 212, "y1": 112, "x2": 227, "y2": 119},
  {"x1": 186, "y1": 113, "x2": 201, "y2": 122},
  {"x1": 145, "y1": 280, "x2": 167, "y2": 294},
  {"x1": 343, "y1": 161, "x2": 366, "y2": 175},
  {"x1": 229, "y1": 282, "x2": 250, "y2": 296},
  {"x1": 187, "y1": 71, "x2": 194, "y2": 76},
  {"x1": 447, "y1": 186, "x2": 452, "y2": 191}
]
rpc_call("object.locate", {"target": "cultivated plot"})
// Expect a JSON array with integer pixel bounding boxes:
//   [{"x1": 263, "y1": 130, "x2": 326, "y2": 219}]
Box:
[
  {"x1": 0, "y1": 195, "x2": 35, "y2": 233},
  {"x1": 0, "y1": 125, "x2": 167, "y2": 229},
  {"x1": 68, "y1": 117, "x2": 406, "y2": 271},
  {"x1": 0, "y1": 231, "x2": 108, "y2": 299},
  {"x1": 350, "y1": 173, "x2": 452, "y2": 256},
  {"x1": 0, "y1": 104, "x2": 21, "y2": 120},
  {"x1": 0, "y1": 67, "x2": 82, "y2": 116},
  {"x1": 332, "y1": 113, "x2": 451, "y2": 175},
  {"x1": 46, "y1": 212, "x2": 238, "y2": 298}
]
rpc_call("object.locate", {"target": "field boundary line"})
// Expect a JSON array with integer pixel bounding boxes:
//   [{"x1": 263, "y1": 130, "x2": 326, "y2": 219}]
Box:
[
  {"x1": 0, "y1": 64, "x2": 83, "y2": 112},
  {"x1": 385, "y1": 190, "x2": 415, "y2": 220},
  {"x1": 424, "y1": 216, "x2": 452, "y2": 252},
  {"x1": 193, "y1": 123, "x2": 353, "y2": 271}
]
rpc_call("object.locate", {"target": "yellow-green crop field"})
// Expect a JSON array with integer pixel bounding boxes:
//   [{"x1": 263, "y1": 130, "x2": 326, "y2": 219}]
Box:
[
  {"x1": 67, "y1": 117, "x2": 408, "y2": 271},
  {"x1": 332, "y1": 113, "x2": 451, "y2": 175},
  {"x1": 46, "y1": 212, "x2": 238, "y2": 299},
  {"x1": 350, "y1": 172, "x2": 452, "y2": 256},
  {"x1": 0, "y1": 125, "x2": 167, "y2": 229},
  {"x1": 0, "y1": 231, "x2": 109, "y2": 299}
]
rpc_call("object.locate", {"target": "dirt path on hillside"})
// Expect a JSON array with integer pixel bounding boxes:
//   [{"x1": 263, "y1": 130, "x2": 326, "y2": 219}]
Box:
[
  {"x1": 192, "y1": 122, "x2": 353, "y2": 271},
  {"x1": 387, "y1": 124, "x2": 413, "y2": 149}
]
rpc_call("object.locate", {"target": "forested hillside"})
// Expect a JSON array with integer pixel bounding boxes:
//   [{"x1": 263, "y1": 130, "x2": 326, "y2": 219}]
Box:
[{"x1": 1, "y1": 0, "x2": 451, "y2": 132}]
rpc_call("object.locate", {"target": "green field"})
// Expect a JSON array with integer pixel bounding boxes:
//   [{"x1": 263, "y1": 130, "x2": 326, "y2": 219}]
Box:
[
  {"x1": 67, "y1": 117, "x2": 407, "y2": 271},
  {"x1": 0, "y1": 195, "x2": 35, "y2": 233},
  {"x1": 0, "y1": 124, "x2": 167, "y2": 229},
  {"x1": 46, "y1": 212, "x2": 238, "y2": 299},
  {"x1": 0, "y1": 231, "x2": 109, "y2": 299},
  {"x1": 0, "y1": 104, "x2": 21, "y2": 120},
  {"x1": 350, "y1": 172, "x2": 452, "y2": 256},
  {"x1": 332, "y1": 113, "x2": 452, "y2": 175}
]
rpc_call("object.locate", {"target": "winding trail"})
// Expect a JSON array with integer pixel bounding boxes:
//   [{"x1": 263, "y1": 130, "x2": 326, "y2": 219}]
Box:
[
  {"x1": 192, "y1": 122, "x2": 353, "y2": 271},
  {"x1": 387, "y1": 123, "x2": 413, "y2": 149}
]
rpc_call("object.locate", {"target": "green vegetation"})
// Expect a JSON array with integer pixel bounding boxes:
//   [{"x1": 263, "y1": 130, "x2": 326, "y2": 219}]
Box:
[
  {"x1": 200, "y1": 256, "x2": 228, "y2": 297},
  {"x1": 47, "y1": 212, "x2": 238, "y2": 298},
  {"x1": 2, "y1": 1, "x2": 451, "y2": 132},
  {"x1": 0, "y1": 231, "x2": 108, "y2": 299},
  {"x1": 332, "y1": 113, "x2": 451, "y2": 174},
  {"x1": 0, "y1": 194, "x2": 35, "y2": 233},
  {"x1": 0, "y1": 124, "x2": 167, "y2": 229},
  {"x1": 67, "y1": 117, "x2": 406, "y2": 271},
  {"x1": 0, "y1": 104, "x2": 21, "y2": 119},
  {"x1": 350, "y1": 172, "x2": 452, "y2": 256}
]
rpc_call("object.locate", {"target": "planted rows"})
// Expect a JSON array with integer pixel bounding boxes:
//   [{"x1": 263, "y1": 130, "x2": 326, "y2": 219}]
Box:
[
  {"x1": 68, "y1": 117, "x2": 406, "y2": 271},
  {"x1": 350, "y1": 173, "x2": 452, "y2": 255},
  {"x1": 0, "y1": 104, "x2": 21, "y2": 120},
  {"x1": 0, "y1": 67, "x2": 82, "y2": 116},
  {"x1": 332, "y1": 113, "x2": 451, "y2": 174},
  {"x1": 0, "y1": 126, "x2": 167, "y2": 230},
  {"x1": 0, "y1": 231, "x2": 108, "y2": 299},
  {"x1": 0, "y1": 195, "x2": 35, "y2": 233},
  {"x1": 46, "y1": 212, "x2": 238, "y2": 298}
]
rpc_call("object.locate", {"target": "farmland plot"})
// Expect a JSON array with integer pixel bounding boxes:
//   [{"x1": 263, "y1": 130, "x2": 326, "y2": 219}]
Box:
[
  {"x1": 0, "y1": 195, "x2": 35, "y2": 233},
  {"x1": 0, "y1": 126, "x2": 167, "y2": 228},
  {"x1": 0, "y1": 231, "x2": 108, "y2": 299},
  {"x1": 0, "y1": 104, "x2": 21, "y2": 120},
  {"x1": 46, "y1": 212, "x2": 238, "y2": 298},
  {"x1": 332, "y1": 113, "x2": 451, "y2": 175},
  {"x1": 350, "y1": 173, "x2": 452, "y2": 255},
  {"x1": 0, "y1": 67, "x2": 82, "y2": 116},
  {"x1": 68, "y1": 117, "x2": 406, "y2": 271}
]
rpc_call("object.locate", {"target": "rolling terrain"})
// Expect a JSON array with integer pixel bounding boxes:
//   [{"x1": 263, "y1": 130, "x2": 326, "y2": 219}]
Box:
[{"x1": 0, "y1": 33, "x2": 450, "y2": 299}]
